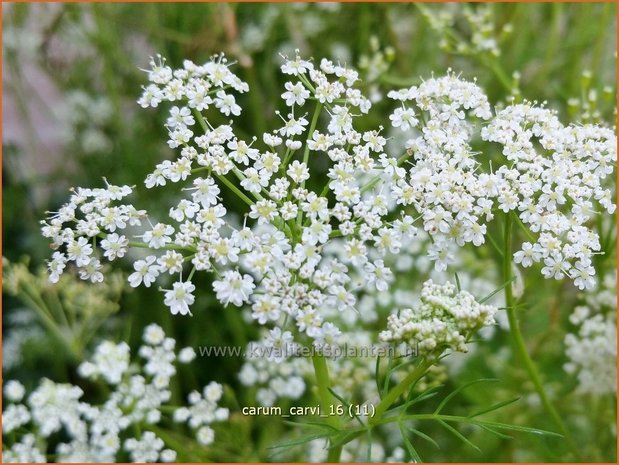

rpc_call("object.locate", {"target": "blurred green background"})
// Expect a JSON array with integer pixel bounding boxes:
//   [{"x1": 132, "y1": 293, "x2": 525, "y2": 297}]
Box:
[{"x1": 2, "y1": 2, "x2": 616, "y2": 462}]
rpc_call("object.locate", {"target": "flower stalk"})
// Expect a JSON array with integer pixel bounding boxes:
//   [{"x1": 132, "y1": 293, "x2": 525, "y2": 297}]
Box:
[
  {"x1": 312, "y1": 355, "x2": 343, "y2": 462},
  {"x1": 503, "y1": 212, "x2": 581, "y2": 459},
  {"x1": 369, "y1": 357, "x2": 432, "y2": 425}
]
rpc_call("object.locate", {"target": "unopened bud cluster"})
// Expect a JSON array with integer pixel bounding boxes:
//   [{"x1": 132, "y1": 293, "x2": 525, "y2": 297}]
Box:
[{"x1": 380, "y1": 280, "x2": 497, "y2": 354}]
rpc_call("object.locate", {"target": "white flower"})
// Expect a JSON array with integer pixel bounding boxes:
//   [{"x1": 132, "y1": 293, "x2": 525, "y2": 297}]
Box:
[
  {"x1": 66, "y1": 237, "x2": 93, "y2": 267},
  {"x1": 213, "y1": 270, "x2": 255, "y2": 306},
  {"x1": 101, "y1": 233, "x2": 129, "y2": 260},
  {"x1": 313, "y1": 322, "x2": 341, "y2": 352},
  {"x1": 565, "y1": 303, "x2": 616, "y2": 395},
  {"x1": 78, "y1": 258, "x2": 104, "y2": 283},
  {"x1": 228, "y1": 139, "x2": 259, "y2": 165},
  {"x1": 43, "y1": 52, "x2": 616, "y2": 357},
  {"x1": 124, "y1": 431, "x2": 164, "y2": 463},
  {"x1": 164, "y1": 281, "x2": 196, "y2": 316},
  {"x1": 4, "y1": 381, "x2": 26, "y2": 402},
  {"x1": 2, "y1": 434, "x2": 46, "y2": 463},
  {"x1": 286, "y1": 160, "x2": 310, "y2": 184},
  {"x1": 240, "y1": 167, "x2": 269, "y2": 193},
  {"x1": 514, "y1": 242, "x2": 540, "y2": 268},
  {"x1": 214, "y1": 90, "x2": 241, "y2": 116},
  {"x1": 128, "y1": 256, "x2": 159, "y2": 288},
  {"x1": 196, "y1": 426, "x2": 215, "y2": 445},
  {"x1": 27, "y1": 379, "x2": 86, "y2": 438},
  {"x1": 3, "y1": 404, "x2": 31, "y2": 433},
  {"x1": 79, "y1": 341, "x2": 130, "y2": 385},
  {"x1": 166, "y1": 106, "x2": 195, "y2": 128},
  {"x1": 143, "y1": 323, "x2": 166, "y2": 345},
  {"x1": 3, "y1": 324, "x2": 230, "y2": 461},
  {"x1": 142, "y1": 223, "x2": 174, "y2": 249},
  {"x1": 178, "y1": 347, "x2": 197, "y2": 363},
  {"x1": 281, "y1": 54, "x2": 314, "y2": 75},
  {"x1": 47, "y1": 251, "x2": 67, "y2": 284},
  {"x1": 169, "y1": 199, "x2": 199, "y2": 222},
  {"x1": 365, "y1": 259, "x2": 393, "y2": 292},
  {"x1": 157, "y1": 250, "x2": 185, "y2": 274},
  {"x1": 161, "y1": 449, "x2": 177, "y2": 462},
  {"x1": 190, "y1": 177, "x2": 220, "y2": 207},
  {"x1": 302, "y1": 221, "x2": 332, "y2": 245},
  {"x1": 389, "y1": 107, "x2": 418, "y2": 131},
  {"x1": 282, "y1": 81, "x2": 310, "y2": 106},
  {"x1": 249, "y1": 200, "x2": 278, "y2": 225},
  {"x1": 278, "y1": 114, "x2": 308, "y2": 137},
  {"x1": 167, "y1": 126, "x2": 193, "y2": 148}
]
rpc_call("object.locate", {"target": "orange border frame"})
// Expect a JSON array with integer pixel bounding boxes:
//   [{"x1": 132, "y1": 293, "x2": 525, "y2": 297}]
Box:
[{"x1": 0, "y1": 1, "x2": 617, "y2": 464}]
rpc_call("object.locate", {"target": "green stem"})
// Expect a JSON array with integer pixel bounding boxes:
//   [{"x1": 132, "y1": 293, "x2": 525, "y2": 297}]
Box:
[
  {"x1": 19, "y1": 284, "x2": 80, "y2": 360},
  {"x1": 502, "y1": 213, "x2": 581, "y2": 460},
  {"x1": 303, "y1": 103, "x2": 323, "y2": 171},
  {"x1": 232, "y1": 168, "x2": 264, "y2": 201},
  {"x1": 297, "y1": 102, "x2": 323, "y2": 227},
  {"x1": 191, "y1": 108, "x2": 255, "y2": 207},
  {"x1": 213, "y1": 172, "x2": 254, "y2": 207},
  {"x1": 127, "y1": 240, "x2": 195, "y2": 253},
  {"x1": 312, "y1": 355, "x2": 342, "y2": 463},
  {"x1": 359, "y1": 151, "x2": 412, "y2": 195},
  {"x1": 369, "y1": 358, "x2": 431, "y2": 425}
]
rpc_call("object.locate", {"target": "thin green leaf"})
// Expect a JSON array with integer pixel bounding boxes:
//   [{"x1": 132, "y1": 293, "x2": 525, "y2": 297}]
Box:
[
  {"x1": 375, "y1": 355, "x2": 383, "y2": 400},
  {"x1": 383, "y1": 356, "x2": 416, "y2": 397},
  {"x1": 328, "y1": 430, "x2": 364, "y2": 450},
  {"x1": 512, "y1": 211, "x2": 536, "y2": 242},
  {"x1": 479, "y1": 278, "x2": 516, "y2": 304},
  {"x1": 393, "y1": 413, "x2": 563, "y2": 439},
  {"x1": 386, "y1": 392, "x2": 442, "y2": 421},
  {"x1": 398, "y1": 384, "x2": 443, "y2": 412},
  {"x1": 400, "y1": 422, "x2": 423, "y2": 462},
  {"x1": 366, "y1": 426, "x2": 373, "y2": 462},
  {"x1": 269, "y1": 433, "x2": 331, "y2": 450},
  {"x1": 283, "y1": 420, "x2": 339, "y2": 432},
  {"x1": 328, "y1": 387, "x2": 364, "y2": 427},
  {"x1": 409, "y1": 427, "x2": 440, "y2": 449},
  {"x1": 382, "y1": 356, "x2": 396, "y2": 396},
  {"x1": 434, "y1": 378, "x2": 498, "y2": 414},
  {"x1": 477, "y1": 423, "x2": 513, "y2": 440},
  {"x1": 486, "y1": 232, "x2": 504, "y2": 257},
  {"x1": 467, "y1": 397, "x2": 521, "y2": 418},
  {"x1": 470, "y1": 419, "x2": 562, "y2": 437},
  {"x1": 438, "y1": 419, "x2": 481, "y2": 452},
  {"x1": 454, "y1": 272, "x2": 462, "y2": 292},
  {"x1": 327, "y1": 387, "x2": 350, "y2": 407}
]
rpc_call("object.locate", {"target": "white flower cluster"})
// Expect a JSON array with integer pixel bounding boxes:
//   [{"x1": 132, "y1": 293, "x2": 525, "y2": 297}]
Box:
[
  {"x1": 58, "y1": 90, "x2": 114, "y2": 154},
  {"x1": 564, "y1": 271, "x2": 617, "y2": 395},
  {"x1": 387, "y1": 73, "x2": 494, "y2": 271},
  {"x1": 2, "y1": 434, "x2": 46, "y2": 464},
  {"x1": 482, "y1": 103, "x2": 616, "y2": 290},
  {"x1": 2, "y1": 324, "x2": 225, "y2": 463},
  {"x1": 43, "y1": 52, "x2": 414, "y2": 350},
  {"x1": 380, "y1": 279, "x2": 497, "y2": 354},
  {"x1": 564, "y1": 312, "x2": 616, "y2": 395},
  {"x1": 307, "y1": 436, "x2": 404, "y2": 463},
  {"x1": 42, "y1": 52, "x2": 615, "y2": 353},
  {"x1": 41, "y1": 181, "x2": 143, "y2": 283},
  {"x1": 389, "y1": 82, "x2": 616, "y2": 288},
  {"x1": 239, "y1": 338, "x2": 311, "y2": 407},
  {"x1": 172, "y1": 382, "x2": 229, "y2": 446},
  {"x1": 418, "y1": 4, "x2": 511, "y2": 57}
]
